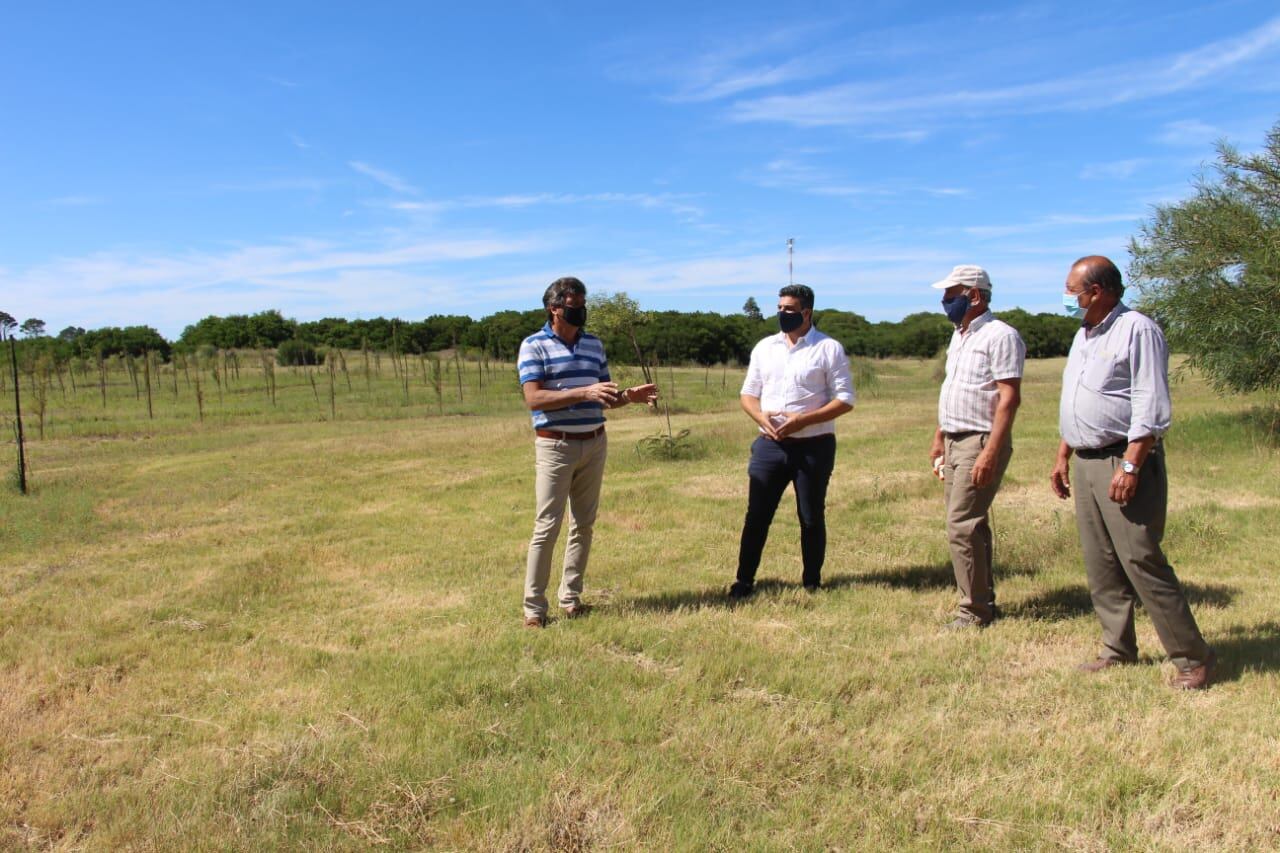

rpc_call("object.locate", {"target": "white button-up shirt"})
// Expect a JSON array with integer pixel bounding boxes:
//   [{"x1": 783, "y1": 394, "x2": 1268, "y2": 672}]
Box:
[
  {"x1": 1059, "y1": 303, "x2": 1172, "y2": 449},
  {"x1": 741, "y1": 327, "x2": 856, "y2": 439},
  {"x1": 938, "y1": 311, "x2": 1026, "y2": 434}
]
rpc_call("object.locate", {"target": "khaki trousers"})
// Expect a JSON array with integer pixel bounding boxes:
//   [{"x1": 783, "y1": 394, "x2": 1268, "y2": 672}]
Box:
[
  {"x1": 1073, "y1": 446, "x2": 1210, "y2": 669},
  {"x1": 524, "y1": 433, "x2": 608, "y2": 619},
  {"x1": 943, "y1": 432, "x2": 1012, "y2": 625}
]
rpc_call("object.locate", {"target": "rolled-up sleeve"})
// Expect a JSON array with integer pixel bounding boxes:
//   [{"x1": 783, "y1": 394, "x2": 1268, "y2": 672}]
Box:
[
  {"x1": 827, "y1": 344, "x2": 856, "y2": 407},
  {"x1": 1127, "y1": 326, "x2": 1171, "y2": 441},
  {"x1": 740, "y1": 348, "x2": 764, "y2": 398}
]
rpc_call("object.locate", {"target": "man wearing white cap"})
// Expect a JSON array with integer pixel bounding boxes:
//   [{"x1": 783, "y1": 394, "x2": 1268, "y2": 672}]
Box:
[{"x1": 928, "y1": 265, "x2": 1025, "y2": 629}]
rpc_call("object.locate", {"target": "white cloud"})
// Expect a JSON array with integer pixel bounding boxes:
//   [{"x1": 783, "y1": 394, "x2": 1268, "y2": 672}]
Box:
[
  {"x1": 963, "y1": 213, "x2": 1142, "y2": 239},
  {"x1": 44, "y1": 195, "x2": 105, "y2": 207},
  {"x1": 0, "y1": 229, "x2": 559, "y2": 335},
  {"x1": 725, "y1": 17, "x2": 1280, "y2": 128},
  {"x1": 1080, "y1": 159, "x2": 1148, "y2": 180},
  {"x1": 373, "y1": 191, "x2": 707, "y2": 222},
  {"x1": 348, "y1": 161, "x2": 419, "y2": 195},
  {"x1": 1155, "y1": 119, "x2": 1225, "y2": 148},
  {"x1": 744, "y1": 156, "x2": 967, "y2": 199},
  {"x1": 211, "y1": 177, "x2": 330, "y2": 194}
]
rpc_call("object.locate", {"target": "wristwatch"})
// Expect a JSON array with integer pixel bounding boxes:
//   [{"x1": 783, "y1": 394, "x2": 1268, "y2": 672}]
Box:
[{"x1": 1121, "y1": 460, "x2": 1139, "y2": 475}]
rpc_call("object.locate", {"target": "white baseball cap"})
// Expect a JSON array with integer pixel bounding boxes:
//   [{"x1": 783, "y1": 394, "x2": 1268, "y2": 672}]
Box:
[{"x1": 931, "y1": 264, "x2": 992, "y2": 292}]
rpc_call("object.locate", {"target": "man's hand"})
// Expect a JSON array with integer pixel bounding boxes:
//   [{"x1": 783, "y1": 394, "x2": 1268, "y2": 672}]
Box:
[
  {"x1": 929, "y1": 432, "x2": 945, "y2": 480},
  {"x1": 971, "y1": 449, "x2": 997, "y2": 488},
  {"x1": 1108, "y1": 468, "x2": 1138, "y2": 504},
  {"x1": 1050, "y1": 457, "x2": 1072, "y2": 500},
  {"x1": 623, "y1": 383, "x2": 658, "y2": 405},
  {"x1": 582, "y1": 382, "x2": 621, "y2": 404},
  {"x1": 769, "y1": 411, "x2": 806, "y2": 440},
  {"x1": 757, "y1": 410, "x2": 784, "y2": 441}
]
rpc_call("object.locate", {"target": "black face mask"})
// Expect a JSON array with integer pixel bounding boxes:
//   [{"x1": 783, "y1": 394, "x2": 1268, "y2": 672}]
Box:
[
  {"x1": 778, "y1": 310, "x2": 805, "y2": 333},
  {"x1": 561, "y1": 305, "x2": 587, "y2": 328}
]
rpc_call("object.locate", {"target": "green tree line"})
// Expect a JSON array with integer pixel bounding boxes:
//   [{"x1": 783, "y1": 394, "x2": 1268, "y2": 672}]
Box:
[{"x1": 3, "y1": 305, "x2": 1081, "y2": 366}]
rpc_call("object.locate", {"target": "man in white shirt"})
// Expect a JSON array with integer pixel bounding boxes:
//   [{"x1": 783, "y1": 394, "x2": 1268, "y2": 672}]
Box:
[
  {"x1": 928, "y1": 265, "x2": 1025, "y2": 629},
  {"x1": 731, "y1": 284, "x2": 856, "y2": 599}
]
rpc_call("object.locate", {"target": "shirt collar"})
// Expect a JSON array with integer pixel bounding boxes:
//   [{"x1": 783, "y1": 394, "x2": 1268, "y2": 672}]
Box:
[
  {"x1": 962, "y1": 310, "x2": 993, "y2": 336},
  {"x1": 1084, "y1": 302, "x2": 1127, "y2": 334},
  {"x1": 775, "y1": 326, "x2": 818, "y2": 347},
  {"x1": 543, "y1": 320, "x2": 580, "y2": 347}
]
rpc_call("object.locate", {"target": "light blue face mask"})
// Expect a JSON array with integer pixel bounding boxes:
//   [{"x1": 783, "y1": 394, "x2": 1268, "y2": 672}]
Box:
[{"x1": 1062, "y1": 293, "x2": 1086, "y2": 319}]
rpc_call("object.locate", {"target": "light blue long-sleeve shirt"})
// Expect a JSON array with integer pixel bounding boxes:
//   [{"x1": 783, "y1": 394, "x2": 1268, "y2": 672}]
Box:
[{"x1": 1059, "y1": 303, "x2": 1172, "y2": 449}]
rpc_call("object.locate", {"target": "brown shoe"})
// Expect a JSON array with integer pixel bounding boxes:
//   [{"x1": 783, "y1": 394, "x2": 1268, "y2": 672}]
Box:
[
  {"x1": 524, "y1": 616, "x2": 546, "y2": 629},
  {"x1": 561, "y1": 603, "x2": 590, "y2": 619},
  {"x1": 1078, "y1": 657, "x2": 1132, "y2": 673},
  {"x1": 1171, "y1": 650, "x2": 1216, "y2": 690}
]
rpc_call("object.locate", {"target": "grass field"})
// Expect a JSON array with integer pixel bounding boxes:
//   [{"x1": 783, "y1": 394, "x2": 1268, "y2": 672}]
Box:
[{"x1": 2, "y1": 354, "x2": 1279, "y2": 850}]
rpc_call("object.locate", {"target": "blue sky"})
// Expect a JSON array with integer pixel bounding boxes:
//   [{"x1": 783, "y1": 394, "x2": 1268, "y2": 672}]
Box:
[{"x1": 2, "y1": 1, "x2": 1278, "y2": 338}]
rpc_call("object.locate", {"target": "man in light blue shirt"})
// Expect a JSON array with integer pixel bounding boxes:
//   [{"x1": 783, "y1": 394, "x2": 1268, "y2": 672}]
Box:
[{"x1": 1050, "y1": 256, "x2": 1214, "y2": 689}]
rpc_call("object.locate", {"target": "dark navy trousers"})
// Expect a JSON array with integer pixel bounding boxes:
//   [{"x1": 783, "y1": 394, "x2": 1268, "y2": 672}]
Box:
[{"x1": 736, "y1": 434, "x2": 837, "y2": 587}]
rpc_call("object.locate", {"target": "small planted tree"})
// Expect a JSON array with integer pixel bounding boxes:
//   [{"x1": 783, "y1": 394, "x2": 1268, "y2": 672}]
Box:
[
  {"x1": 591, "y1": 292, "x2": 693, "y2": 458},
  {"x1": 1, "y1": 312, "x2": 26, "y2": 493}
]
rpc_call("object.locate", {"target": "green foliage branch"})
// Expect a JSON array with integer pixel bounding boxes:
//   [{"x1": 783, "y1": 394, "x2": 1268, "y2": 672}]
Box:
[{"x1": 1130, "y1": 119, "x2": 1280, "y2": 396}]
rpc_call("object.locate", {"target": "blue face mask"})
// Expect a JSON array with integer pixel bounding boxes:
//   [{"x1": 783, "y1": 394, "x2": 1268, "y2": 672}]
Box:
[
  {"x1": 1062, "y1": 293, "x2": 1086, "y2": 319},
  {"x1": 941, "y1": 294, "x2": 971, "y2": 325}
]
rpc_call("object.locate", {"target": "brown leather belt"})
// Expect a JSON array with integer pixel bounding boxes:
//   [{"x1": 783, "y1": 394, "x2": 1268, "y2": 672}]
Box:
[{"x1": 536, "y1": 426, "x2": 605, "y2": 441}]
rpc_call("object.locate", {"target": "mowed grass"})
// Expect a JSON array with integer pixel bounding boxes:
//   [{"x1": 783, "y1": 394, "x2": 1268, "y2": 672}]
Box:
[{"x1": 2, "y1": 356, "x2": 1279, "y2": 850}]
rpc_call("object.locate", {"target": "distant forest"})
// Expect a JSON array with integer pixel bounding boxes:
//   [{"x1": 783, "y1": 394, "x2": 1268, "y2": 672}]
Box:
[{"x1": 12, "y1": 305, "x2": 1081, "y2": 366}]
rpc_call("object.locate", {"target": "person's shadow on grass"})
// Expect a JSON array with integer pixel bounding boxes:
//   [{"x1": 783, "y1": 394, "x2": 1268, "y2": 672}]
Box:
[
  {"x1": 1003, "y1": 580, "x2": 1236, "y2": 622},
  {"x1": 624, "y1": 577, "x2": 825, "y2": 613}
]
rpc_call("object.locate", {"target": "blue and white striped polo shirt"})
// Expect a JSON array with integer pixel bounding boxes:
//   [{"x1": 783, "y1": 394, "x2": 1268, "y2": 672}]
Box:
[{"x1": 517, "y1": 322, "x2": 611, "y2": 432}]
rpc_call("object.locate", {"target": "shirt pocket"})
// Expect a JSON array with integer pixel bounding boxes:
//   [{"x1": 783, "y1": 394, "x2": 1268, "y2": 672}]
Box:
[
  {"x1": 1080, "y1": 350, "x2": 1127, "y2": 393},
  {"x1": 791, "y1": 363, "x2": 826, "y2": 395},
  {"x1": 963, "y1": 349, "x2": 991, "y2": 382}
]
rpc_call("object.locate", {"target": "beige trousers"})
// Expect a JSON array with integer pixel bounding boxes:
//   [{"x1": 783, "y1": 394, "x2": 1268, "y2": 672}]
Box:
[
  {"x1": 524, "y1": 433, "x2": 608, "y2": 619},
  {"x1": 943, "y1": 432, "x2": 1012, "y2": 625},
  {"x1": 1073, "y1": 447, "x2": 1210, "y2": 669}
]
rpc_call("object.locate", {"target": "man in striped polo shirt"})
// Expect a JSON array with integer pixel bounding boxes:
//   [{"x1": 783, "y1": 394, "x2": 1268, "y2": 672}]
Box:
[
  {"x1": 517, "y1": 277, "x2": 658, "y2": 628},
  {"x1": 928, "y1": 265, "x2": 1025, "y2": 629}
]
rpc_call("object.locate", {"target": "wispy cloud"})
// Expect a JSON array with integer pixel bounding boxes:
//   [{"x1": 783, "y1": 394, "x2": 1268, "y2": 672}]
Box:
[
  {"x1": 1080, "y1": 159, "x2": 1148, "y2": 180},
  {"x1": 290, "y1": 133, "x2": 311, "y2": 150},
  {"x1": 725, "y1": 17, "x2": 1280, "y2": 128},
  {"x1": 44, "y1": 195, "x2": 105, "y2": 207},
  {"x1": 348, "y1": 160, "x2": 419, "y2": 195},
  {"x1": 264, "y1": 75, "x2": 298, "y2": 89},
  {"x1": 963, "y1": 213, "x2": 1141, "y2": 239},
  {"x1": 608, "y1": 21, "x2": 841, "y2": 103},
  {"x1": 373, "y1": 191, "x2": 706, "y2": 222},
  {"x1": 745, "y1": 156, "x2": 967, "y2": 199},
  {"x1": 0, "y1": 228, "x2": 558, "y2": 334},
  {"x1": 211, "y1": 177, "x2": 330, "y2": 194}
]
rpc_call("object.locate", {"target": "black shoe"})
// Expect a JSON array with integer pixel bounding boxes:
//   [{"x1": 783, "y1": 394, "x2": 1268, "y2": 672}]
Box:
[
  {"x1": 728, "y1": 581, "x2": 754, "y2": 601},
  {"x1": 803, "y1": 583, "x2": 821, "y2": 593}
]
